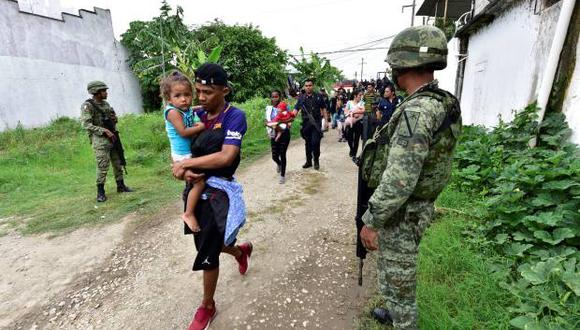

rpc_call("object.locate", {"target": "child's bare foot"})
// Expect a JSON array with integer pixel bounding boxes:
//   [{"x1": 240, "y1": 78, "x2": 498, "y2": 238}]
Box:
[{"x1": 182, "y1": 213, "x2": 201, "y2": 232}]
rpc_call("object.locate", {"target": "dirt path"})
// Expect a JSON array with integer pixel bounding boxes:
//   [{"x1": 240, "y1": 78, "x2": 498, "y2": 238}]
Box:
[{"x1": 4, "y1": 131, "x2": 377, "y2": 330}]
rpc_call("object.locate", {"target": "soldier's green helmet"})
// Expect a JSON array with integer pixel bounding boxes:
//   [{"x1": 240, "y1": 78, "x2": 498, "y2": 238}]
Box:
[
  {"x1": 87, "y1": 81, "x2": 108, "y2": 94},
  {"x1": 387, "y1": 25, "x2": 448, "y2": 71}
]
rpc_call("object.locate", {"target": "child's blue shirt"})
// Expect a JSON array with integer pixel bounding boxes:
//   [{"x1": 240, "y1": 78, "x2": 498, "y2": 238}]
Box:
[{"x1": 164, "y1": 104, "x2": 195, "y2": 156}]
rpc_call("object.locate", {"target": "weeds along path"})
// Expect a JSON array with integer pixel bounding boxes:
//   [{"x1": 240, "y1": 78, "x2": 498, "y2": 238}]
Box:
[{"x1": 6, "y1": 131, "x2": 377, "y2": 330}]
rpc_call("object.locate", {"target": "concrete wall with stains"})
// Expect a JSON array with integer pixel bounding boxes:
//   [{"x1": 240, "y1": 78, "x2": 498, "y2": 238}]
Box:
[{"x1": 0, "y1": 0, "x2": 142, "y2": 130}]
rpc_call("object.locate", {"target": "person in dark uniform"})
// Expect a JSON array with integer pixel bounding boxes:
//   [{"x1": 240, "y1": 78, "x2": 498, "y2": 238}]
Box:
[
  {"x1": 376, "y1": 84, "x2": 401, "y2": 126},
  {"x1": 293, "y1": 78, "x2": 327, "y2": 170},
  {"x1": 172, "y1": 63, "x2": 252, "y2": 330}
]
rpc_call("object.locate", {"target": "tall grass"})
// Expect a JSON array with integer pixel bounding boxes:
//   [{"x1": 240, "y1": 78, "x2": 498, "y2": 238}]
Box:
[{"x1": 0, "y1": 98, "x2": 295, "y2": 235}]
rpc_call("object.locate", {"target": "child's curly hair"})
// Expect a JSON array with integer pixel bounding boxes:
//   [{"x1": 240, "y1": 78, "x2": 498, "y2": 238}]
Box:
[{"x1": 159, "y1": 70, "x2": 193, "y2": 102}]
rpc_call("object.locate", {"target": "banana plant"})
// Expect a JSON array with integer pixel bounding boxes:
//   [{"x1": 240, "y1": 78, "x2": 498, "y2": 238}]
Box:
[
  {"x1": 132, "y1": 30, "x2": 222, "y2": 81},
  {"x1": 290, "y1": 47, "x2": 344, "y2": 91}
]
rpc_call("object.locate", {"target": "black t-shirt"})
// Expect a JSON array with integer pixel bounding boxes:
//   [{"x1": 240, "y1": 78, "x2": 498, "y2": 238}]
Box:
[
  {"x1": 294, "y1": 93, "x2": 326, "y2": 125},
  {"x1": 329, "y1": 97, "x2": 337, "y2": 114}
]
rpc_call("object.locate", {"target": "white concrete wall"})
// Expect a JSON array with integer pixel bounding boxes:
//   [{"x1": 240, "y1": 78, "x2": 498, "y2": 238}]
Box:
[
  {"x1": 459, "y1": 2, "x2": 564, "y2": 124},
  {"x1": 562, "y1": 39, "x2": 580, "y2": 144},
  {"x1": 435, "y1": 37, "x2": 460, "y2": 94},
  {"x1": 0, "y1": 0, "x2": 142, "y2": 130}
]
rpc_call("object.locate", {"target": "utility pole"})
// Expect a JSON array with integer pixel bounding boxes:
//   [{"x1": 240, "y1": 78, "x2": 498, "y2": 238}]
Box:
[
  {"x1": 360, "y1": 58, "x2": 367, "y2": 81},
  {"x1": 402, "y1": 0, "x2": 417, "y2": 26},
  {"x1": 443, "y1": 0, "x2": 449, "y2": 24}
]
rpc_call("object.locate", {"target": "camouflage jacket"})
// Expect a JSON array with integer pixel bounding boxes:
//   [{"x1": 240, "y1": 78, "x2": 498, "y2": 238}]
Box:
[
  {"x1": 80, "y1": 99, "x2": 116, "y2": 147},
  {"x1": 363, "y1": 91, "x2": 380, "y2": 113},
  {"x1": 362, "y1": 80, "x2": 462, "y2": 229}
]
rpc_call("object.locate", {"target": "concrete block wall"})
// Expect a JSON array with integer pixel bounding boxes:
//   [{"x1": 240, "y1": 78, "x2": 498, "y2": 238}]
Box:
[{"x1": 0, "y1": 0, "x2": 143, "y2": 130}]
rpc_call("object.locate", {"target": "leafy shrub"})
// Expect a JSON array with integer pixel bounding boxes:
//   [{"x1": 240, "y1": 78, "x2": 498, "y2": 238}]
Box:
[{"x1": 454, "y1": 105, "x2": 580, "y2": 328}]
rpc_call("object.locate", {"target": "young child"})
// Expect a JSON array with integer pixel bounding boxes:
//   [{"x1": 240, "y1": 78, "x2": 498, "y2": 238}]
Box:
[
  {"x1": 161, "y1": 71, "x2": 205, "y2": 232},
  {"x1": 267, "y1": 102, "x2": 294, "y2": 141}
]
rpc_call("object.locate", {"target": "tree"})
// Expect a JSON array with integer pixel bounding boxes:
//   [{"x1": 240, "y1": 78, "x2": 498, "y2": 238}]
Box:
[
  {"x1": 122, "y1": 5, "x2": 288, "y2": 108},
  {"x1": 192, "y1": 20, "x2": 288, "y2": 102},
  {"x1": 120, "y1": 1, "x2": 193, "y2": 111},
  {"x1": 290, "y1": 48, "x2": 344, "y2": 91},
  {"x1": 120, "y1": 1, "x2": 222, "y2": 111}
]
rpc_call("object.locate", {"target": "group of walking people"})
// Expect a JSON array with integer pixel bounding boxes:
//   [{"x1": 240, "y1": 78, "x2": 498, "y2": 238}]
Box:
[
  {"x1": 265, "y1": 78, "x2": 328, "y2": 183},
  {"x1": 82, "y1": 24, "x2": 462, "y2": 330},
  {"x1": 335, "y1": 82, "x2": 402, "y2": 162}
]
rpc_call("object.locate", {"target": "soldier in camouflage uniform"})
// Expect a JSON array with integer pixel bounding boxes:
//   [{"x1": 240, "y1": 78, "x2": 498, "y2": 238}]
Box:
[
  {"x1": 359, "y1": 26, "x2": 462, "y2": 329},
  {"x1": 81, "y1": 81, "x2": 132, "y2": 202}
]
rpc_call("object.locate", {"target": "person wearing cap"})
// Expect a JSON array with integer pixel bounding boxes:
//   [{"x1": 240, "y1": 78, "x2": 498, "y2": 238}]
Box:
[
  {"x1": 293, "y1": 78, "x2": 327, "y2": 170},
  {"x1": 171, "y1": 63, "x2": 253, "y2": 330},
  {"x1": 81, "y1": 81, "x2": 133, "y2": 203},
  {"x1": 359, "y1": 26, "x2": 462, "y2": 328}
]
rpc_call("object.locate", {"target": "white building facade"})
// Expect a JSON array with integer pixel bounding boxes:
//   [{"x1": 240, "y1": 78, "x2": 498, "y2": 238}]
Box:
[
  {"x1": 0, "y1": 0, "x2": 143, "y2": 130},
  {"x1": 422, "y1": 0, "x2": 580, "y2": 143}
]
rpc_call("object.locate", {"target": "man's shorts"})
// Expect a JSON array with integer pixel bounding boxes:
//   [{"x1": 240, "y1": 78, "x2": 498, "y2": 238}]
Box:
[{"x1": 183, "y1": 185, "x2": 233, "y2": 271}]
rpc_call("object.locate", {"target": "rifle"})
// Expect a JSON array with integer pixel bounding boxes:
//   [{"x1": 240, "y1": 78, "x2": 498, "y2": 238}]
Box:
[
  {"x1": 355, "y1": 159, "x2": 374, "y2": 286},
  {"x1": 300, "y1": 104, "x2": 323, "y2": 136},
  {"x1": 87, "y1": 99, "x2": 128, "y2": 174}
]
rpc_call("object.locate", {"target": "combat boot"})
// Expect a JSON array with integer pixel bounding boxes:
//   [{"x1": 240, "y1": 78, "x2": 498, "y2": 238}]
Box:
[
  {"x1": 371, "y1": 308, "x2": 393, "y2": 325},
  {"x1": 97, "y1": 184, "x2": 107, "y2": 202},
  {"x1": 116, "y1": 180, "x2": 134, "y2": 193},
  {"x1": 313, "y1": 159, "x2": 320, "y2": 170}
]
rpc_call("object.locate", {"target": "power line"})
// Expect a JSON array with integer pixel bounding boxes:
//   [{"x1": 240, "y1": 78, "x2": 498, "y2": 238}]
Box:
[
  {"x1": 327, "y1": 38, "x2": 389, "y2": 60},
  {"x1": 335, "y1": 34, "x2": 396, "y2": 52},
  {"x1": 290, "y1": 34, "x2": 396, "y2": 58},
  {"x1": 290, "y1": 46, "x2": 390, "y2": 57}
]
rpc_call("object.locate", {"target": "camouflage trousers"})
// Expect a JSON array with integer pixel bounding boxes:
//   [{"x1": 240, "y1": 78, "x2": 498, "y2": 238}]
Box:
[
  {"x1": 377, "y1": 200, "x2": 435, "y2": 330},
  {"x1": 93, "y1": 144, "x2": 123, "y2": 185}
]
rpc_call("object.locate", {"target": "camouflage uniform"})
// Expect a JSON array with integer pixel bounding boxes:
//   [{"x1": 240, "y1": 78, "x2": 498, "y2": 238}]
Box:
[
  {"x1": 362, "y1": 90, "x2": 380, "y2": 141},
  {"x1": 361, "y1": 26, "x2": 462, "y2": 329},
  {"x1": 81, "y1": 83, "x2": 124, "y2": 186}
]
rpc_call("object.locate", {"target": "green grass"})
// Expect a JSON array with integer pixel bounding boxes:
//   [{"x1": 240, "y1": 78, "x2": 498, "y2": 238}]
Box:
[
  {"x1": 0, "y1": 98, "x2": 297, "y2": 235},
  {"x1": 357, "y1": 187, "x2": 513, "y2": 329}
]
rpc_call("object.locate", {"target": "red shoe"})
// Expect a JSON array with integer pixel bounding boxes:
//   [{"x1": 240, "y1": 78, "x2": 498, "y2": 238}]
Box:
[
  {"x1": 235, "y1": 242, "x2": 253, "y2": 275},
  {"x1": 188, "y1": 304, "x2": 217, "y2": 330}
]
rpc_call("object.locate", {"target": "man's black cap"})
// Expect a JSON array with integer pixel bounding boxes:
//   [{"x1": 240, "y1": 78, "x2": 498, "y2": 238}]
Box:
[{"x1": 194, "y1": 63, "x2": 228, "y2": 86}]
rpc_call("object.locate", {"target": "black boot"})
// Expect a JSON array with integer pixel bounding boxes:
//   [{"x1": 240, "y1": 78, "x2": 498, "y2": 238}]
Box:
[
  {"x1": 97, "y1": 184, "x2": 107, "y2": 202},
  {"x1": 313, "y1": 159, "x2": 320, "y2": 170},
  {"x1": 302, "y1": 161, "x2": 313, "y2": 169},
  {"x1": 371, "y1": 308, "x2": 393, "y2": 325},
  {"x1": 116, "y1": 180, "x2": 134, "y2": 193}
]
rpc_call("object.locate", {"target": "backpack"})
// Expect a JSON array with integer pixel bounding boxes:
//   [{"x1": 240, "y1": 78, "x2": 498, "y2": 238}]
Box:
[{"x1": 360, "y1": 87, "x2": 460, "y2": 189}]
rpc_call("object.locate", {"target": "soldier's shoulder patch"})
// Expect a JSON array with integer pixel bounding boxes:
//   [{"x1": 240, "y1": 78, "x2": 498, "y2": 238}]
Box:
[
  {"x1": 397, "y1": 110, "x2": 420, "y2": 138},
  {"x1": 396, "y1": 137, "x2": 409, "y2": 147}
]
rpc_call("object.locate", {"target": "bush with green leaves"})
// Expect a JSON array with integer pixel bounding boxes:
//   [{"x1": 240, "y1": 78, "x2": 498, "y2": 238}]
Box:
[
  {"x1": 454, "y1": 105, "x2": 579, "y2": 328},
  {"x1": 192, "y1": 20, "x2": 289, "y2": 103},
  {"x1": 121, "y1": 3, "x2": 289, "y2": 110}
]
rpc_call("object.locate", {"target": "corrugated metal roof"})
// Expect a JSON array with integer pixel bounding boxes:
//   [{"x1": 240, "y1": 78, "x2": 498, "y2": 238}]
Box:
[{"x1": 416, "y1": 0, "x2": 472, "y2": 19}]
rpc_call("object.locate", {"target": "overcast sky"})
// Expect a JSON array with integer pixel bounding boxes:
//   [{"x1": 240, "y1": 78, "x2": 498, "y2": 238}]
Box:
[{"x1": 26, "y1": 0, "x2": 428, "y2": 81}]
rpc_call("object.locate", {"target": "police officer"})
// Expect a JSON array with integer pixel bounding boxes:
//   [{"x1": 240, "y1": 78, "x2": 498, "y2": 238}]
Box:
[
  {"x1": 359, "y1": 26, "x2": 462, "y2": 329},
  {"x1": 293, "y1": 78, "x2": 327, "y2": 170},
  {"x1": 81, "y1": 81, "x2": 133, "y2": 202}
]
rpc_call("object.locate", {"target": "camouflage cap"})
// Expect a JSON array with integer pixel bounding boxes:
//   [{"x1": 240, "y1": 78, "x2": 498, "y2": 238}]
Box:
[
  {"x1": 387, "y1": 25, "x2": 448, "y2": 70},
  {"x1": 87, "y1": 81, "x2": 108, "y2": 94}
]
